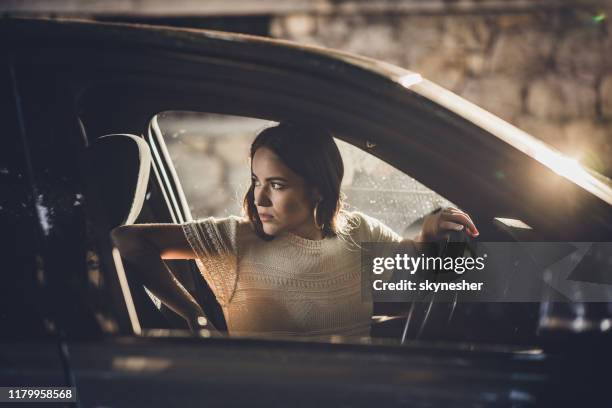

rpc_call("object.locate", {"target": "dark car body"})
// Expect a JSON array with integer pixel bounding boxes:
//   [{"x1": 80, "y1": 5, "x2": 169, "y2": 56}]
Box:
[{"x1": 1, "y1": 18, "x2": 611, "y2": 407}]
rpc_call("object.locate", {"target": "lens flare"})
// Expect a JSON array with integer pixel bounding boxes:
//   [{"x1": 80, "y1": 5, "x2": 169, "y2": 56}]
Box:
[{"x1": 592, "y1": 13, "x2": 606, "y2": 23}]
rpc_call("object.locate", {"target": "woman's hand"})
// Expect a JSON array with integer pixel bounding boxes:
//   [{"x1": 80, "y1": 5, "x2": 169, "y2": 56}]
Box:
[{"x1": 417, "y1": 207, "x2": 479, "y2": 242}]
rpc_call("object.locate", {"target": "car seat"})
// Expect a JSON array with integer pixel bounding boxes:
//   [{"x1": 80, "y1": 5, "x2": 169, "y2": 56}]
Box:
[{"x1": 82, "y1": 134, "x2": 195, "y2": 333}]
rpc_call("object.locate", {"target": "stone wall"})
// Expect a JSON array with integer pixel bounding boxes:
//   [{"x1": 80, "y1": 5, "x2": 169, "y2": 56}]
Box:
[{"x1": 270, "y1": 7, "x2": 612, "y2": 177}]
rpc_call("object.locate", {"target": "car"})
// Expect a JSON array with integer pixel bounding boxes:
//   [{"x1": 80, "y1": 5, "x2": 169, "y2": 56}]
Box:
[{"x1": 1, "y1": 17, "x2": 611, "y2": 407}]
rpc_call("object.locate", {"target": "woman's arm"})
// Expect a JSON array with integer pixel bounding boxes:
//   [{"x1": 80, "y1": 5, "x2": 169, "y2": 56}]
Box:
[{"x1": 110, "y1": 224, "x2": 213, "y2": 331}]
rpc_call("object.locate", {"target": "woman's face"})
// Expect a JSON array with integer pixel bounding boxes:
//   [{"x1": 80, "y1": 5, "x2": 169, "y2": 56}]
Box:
[{"x1": 251, "y1": 146, "x2": 320, "y2": 240}]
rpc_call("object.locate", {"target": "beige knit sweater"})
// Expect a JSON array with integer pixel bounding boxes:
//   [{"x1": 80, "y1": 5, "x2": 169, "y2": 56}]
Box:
[{"x1": 182, "y1": 211, "x2": 401, "y2": 337}]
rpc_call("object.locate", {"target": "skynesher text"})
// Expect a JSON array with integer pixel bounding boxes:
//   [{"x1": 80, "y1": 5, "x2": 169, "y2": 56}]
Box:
[{"x1": 373, "y1": 280, "x2": 484, "y2": 292}]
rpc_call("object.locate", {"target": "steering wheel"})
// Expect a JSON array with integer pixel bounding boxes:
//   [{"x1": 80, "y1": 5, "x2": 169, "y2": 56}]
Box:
[{"x1": 401, "y1": 228, "x2": 474, "y2": 343}]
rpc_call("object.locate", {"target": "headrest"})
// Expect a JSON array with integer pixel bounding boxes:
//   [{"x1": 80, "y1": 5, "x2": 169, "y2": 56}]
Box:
[{"x1": 83, "y1": 134, "x2": 151, "y2": 228}]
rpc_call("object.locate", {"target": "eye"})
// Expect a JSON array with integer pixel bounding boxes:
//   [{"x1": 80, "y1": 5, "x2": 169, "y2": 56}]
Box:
[
  {"x1": 271, "y1": 182, "x2": 285, "y2": 190},
  {"x1": 251, "y1": 177, "x2": 260, "y2": 187}
]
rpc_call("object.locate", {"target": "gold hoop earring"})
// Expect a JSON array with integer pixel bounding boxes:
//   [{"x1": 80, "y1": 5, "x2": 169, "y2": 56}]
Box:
[{"x1": 313, "y1": 201, "x2": 325, "y2": 230}]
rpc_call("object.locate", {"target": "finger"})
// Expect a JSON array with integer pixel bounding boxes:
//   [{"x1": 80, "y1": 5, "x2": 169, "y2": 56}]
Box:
[
  {"x1": 442, "y1": 213, "x2": 478, "y2": 235},
  {"x1": 441, "y1": 212, "x2": 472, "y2": 226},
  {"x1": 445, "y1": 208, "x2": 475, "y2": 225},
  {"x1": 449, "y1": 210, "x2": 478, "y2": 235},
  {"x1": 443, "y1": 206, "x2": 460, "y2": 212},
  {"x1": 439, "y1": 221, "x2": 465, "y2": 231},
  {"x1": 447, "y1": 208, "x2": 473, "y2": 223}
]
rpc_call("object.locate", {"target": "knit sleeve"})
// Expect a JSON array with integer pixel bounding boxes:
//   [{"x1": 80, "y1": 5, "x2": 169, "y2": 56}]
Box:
[
  {"x1": 350, "y1": 212, "x2": 409, "y2": 286},
  {"x1": 351, "y1": 212, "x2": 402, "y2": 243},
  {"x1": 181, "y1": 216, "x2": 242, "y2": 306}
]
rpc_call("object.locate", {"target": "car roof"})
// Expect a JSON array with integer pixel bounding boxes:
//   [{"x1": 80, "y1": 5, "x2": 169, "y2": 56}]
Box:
[
  {"x1": 4, "y1": 17, "x2": 612, "y2": 209},
  {"x1": 2, "y1": 17, "x2": 421, "y2": 91}
]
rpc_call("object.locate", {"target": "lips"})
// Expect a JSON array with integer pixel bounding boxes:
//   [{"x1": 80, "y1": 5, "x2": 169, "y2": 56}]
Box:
[{"x1": 258, "y1": 213, "x2": 273, "y2": 222}]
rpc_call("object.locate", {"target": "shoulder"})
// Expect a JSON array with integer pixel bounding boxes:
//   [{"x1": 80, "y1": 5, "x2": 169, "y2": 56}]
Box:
[
  {"x1": 343, "y1": 211, "x2": 402, "y2": 243},
  {"x1": 182, "y1": 215, "x2": 252, "y2": 255},
  {"x1": 186, "y1": 215, "x2": 249, "y2": 233}
]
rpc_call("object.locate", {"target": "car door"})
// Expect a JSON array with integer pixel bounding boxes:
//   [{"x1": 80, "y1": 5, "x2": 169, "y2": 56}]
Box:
[
  {"x1": 3, "y1": 55, "x2": 548, "y2": 407},
  {"x1": 0, "y1": 51, "x2": 74, "y2": 393},
  {"x1": 4, "y1": 18, "x2": 610, "y2": 407}
]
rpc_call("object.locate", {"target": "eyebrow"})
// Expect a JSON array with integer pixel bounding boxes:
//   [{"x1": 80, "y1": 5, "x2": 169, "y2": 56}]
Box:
[{"x1": 251, "y1": 174, "x2": 289, "y2": 183}]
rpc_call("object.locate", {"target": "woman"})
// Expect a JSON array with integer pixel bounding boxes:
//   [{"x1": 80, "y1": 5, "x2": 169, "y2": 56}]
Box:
[{"x1": 112, "y1": 121, "x2": 478, "y2": 336}]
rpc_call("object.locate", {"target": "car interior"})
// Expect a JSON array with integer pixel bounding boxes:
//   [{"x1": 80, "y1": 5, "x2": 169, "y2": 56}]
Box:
[
  {"x1": 75, "y1": 111, "x2": 544, "y2": 346},
  {"x1": 81, "y1": 132, "x2": 227, "y2": 335}
]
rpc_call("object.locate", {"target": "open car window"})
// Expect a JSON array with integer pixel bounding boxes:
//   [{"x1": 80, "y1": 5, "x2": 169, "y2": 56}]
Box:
[
  {"x1": 144, "y1": 111, "x2": 494, "y2": 345},
  {"x1": 156, "y1": 111, "x2": 456, "y2": 234}
]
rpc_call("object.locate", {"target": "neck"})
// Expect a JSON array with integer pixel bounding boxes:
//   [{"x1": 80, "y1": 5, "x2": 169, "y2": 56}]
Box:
[{"x1": 289, "y1": 224, "x2": 324, "y2": 241}]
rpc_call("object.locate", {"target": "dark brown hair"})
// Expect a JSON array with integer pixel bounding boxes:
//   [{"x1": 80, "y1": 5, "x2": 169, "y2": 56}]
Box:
[{"x1": 243, "y1": 121, "x2": 345, "y2": 240}]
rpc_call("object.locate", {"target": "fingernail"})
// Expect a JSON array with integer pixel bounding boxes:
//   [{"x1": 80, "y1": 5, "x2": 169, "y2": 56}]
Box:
[{"x1": 455, "y1": 225, "x2": 464, "y2": 231}]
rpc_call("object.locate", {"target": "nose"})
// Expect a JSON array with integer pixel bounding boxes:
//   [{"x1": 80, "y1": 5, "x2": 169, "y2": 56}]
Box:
[{"x1": 254, "y1": 185, "x2": 272, "y2": 207}]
